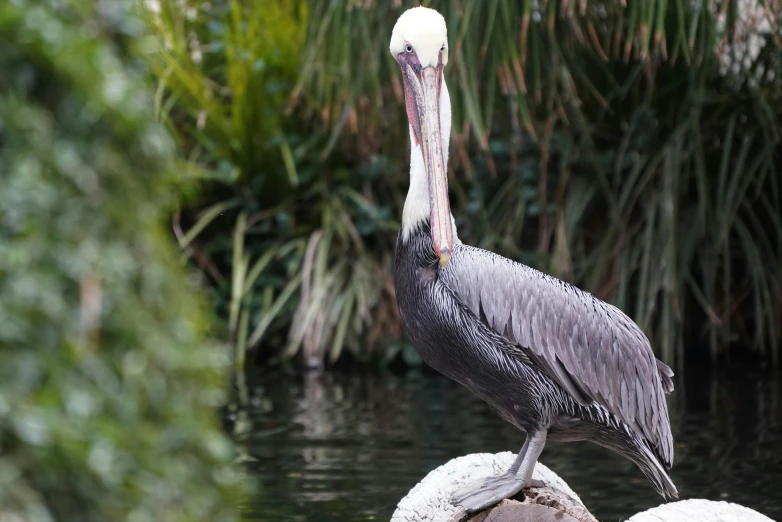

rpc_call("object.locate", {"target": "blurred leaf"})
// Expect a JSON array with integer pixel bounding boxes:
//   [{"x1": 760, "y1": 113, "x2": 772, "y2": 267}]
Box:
[{"x1": 0, "y1": 0, "x2": 246, "y2": 520}]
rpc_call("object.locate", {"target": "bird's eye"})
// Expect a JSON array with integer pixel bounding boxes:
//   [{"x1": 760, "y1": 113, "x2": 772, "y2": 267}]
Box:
[
  {"x1": 405, "y1": 43, "x2": 413, "y2": 53},
  {"x1": 441, "y1": 44, "x2": 446, "y2": 52}
]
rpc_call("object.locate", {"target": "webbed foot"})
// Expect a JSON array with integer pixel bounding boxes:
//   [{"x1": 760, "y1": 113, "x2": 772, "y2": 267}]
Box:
[{"x1": 450, "y1": 472, "x2": 531, "y2": 513}]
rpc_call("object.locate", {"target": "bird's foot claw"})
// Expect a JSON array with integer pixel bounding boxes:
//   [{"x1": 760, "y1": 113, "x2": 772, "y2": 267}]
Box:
[{"x1": 450, "y1": 472, "x2": 528, "y2": 513}]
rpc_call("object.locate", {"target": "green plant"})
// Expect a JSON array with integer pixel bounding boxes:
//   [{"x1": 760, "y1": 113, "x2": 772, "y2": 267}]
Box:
[
  {"x1": 292, "y1": 0, "x2": 782, "y2": 364},
  {"x1": 0, "y1": 1, "x2": 244, "y2": 519},
  {"x1": 145, "y1": 0, "x2": 407, "y2": 368},
  {"x1": 147, "y1": 0, "x2": 307, "y2": 193},
  {"x1": 150, "y1": 0, "x2": 782, "y2": 368}
]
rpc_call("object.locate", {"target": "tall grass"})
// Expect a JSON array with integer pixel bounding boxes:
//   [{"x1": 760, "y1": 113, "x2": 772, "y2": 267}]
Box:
[
  {"x1": 292, "y1": 0, "x2": 782, "y2": 365},
  {"x1": 147, "y1": 0, "x2": 782, "y2": 367},
  {"x1": 145, "y1": 0, "x2": 402, "y2": 369}
]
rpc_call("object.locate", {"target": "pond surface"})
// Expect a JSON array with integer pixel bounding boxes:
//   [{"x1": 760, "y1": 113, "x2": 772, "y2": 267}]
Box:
[{"x1": 231, "y1": 361, "x2": 781, "y2": 521}]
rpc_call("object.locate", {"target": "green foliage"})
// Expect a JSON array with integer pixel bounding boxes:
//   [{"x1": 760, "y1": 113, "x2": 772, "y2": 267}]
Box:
[
  {"x1": 146, "y1": 0, "x2": 307, "y2": 191},
  {"x1": 154, "y1": 0, "x2": 782, "y2": 367},
  {"x1": 146, "y1": 0, "x2": 402, "y2": 368},
  {"x1": 294, "y1": 0, "x2": 736, "y2": 155},
  {"x1": 294, "y1": 0, "x2": 782, "y2": 364},
  {"x1": 0, "y1": 1, "x2": 244, "y2": 520}
]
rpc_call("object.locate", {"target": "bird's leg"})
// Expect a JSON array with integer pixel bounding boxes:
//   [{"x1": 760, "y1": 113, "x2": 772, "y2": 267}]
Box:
[{"x1": 450, "y1": 430, "x2": 547, "y2": 513}]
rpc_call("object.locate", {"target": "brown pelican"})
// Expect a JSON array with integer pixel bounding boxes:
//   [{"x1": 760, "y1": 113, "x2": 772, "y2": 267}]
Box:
[{"x1": 390, "y1": 7, "x2": 677, "y2": 513}]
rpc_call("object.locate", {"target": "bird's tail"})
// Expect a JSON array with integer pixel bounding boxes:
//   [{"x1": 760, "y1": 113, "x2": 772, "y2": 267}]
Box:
[{"x1": 632, "y1": 441, "x2": 678, "y2": 500}]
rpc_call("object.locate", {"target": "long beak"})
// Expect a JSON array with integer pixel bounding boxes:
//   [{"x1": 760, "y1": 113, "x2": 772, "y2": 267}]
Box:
[{"x1": 404, "y1": 64, "x2": 452, "y2": 268}]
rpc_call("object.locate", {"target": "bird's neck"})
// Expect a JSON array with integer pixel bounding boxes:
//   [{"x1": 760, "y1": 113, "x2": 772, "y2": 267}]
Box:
[
  {"x1": 401, "y1": 138, "x2": 460, "y2": 245},
  {"x1": 401, "y1": 79, "x2": 456, "y2": 242},
  {"x1": 401, "y1": 139, "x2": 432, "y2": 239}
]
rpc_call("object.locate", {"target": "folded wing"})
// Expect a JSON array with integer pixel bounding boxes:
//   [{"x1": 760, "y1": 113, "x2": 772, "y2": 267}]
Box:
[{"x1": 440, "y1": 244, "x2": 674, "y2": 467}]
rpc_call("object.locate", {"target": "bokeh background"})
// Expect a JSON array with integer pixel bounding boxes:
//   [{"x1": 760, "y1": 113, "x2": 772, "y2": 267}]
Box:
[{"x1": 1, "y1": 0, "x2": 780, "y2": 521}]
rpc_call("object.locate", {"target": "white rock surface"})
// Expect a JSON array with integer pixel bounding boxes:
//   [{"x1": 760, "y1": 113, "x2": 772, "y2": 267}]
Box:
[
  {"x1": 391, "y1": 452, "x2": 582, "y2": 522},
  {"x1": 629, "y1": 499, "x2": 775, "y2": 522},
  {"x1": 393, "y1": 452, "x2": 776, "y2": 522}
]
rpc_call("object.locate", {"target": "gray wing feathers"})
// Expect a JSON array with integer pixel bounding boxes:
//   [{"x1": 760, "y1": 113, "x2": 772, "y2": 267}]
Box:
[
  {"x1": 441, "y1": 244, "x2": 674, "y2": 468},
  {"x1": 657, "y1": 359, "x2": 675, "y2": 394}
]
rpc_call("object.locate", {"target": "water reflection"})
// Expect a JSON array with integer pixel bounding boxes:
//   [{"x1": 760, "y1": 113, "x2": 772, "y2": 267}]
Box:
[{"x1": 233, "y1": 363, "x2": 780, "y2": 521}]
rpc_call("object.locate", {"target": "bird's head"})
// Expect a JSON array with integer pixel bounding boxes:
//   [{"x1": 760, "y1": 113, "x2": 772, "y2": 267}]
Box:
[
  {"x1": 389, "y1": 7, "x2": 449, "y2": 73},
  {"x1": 390, "y1": 7, "x2": 452, "y2": 268}
]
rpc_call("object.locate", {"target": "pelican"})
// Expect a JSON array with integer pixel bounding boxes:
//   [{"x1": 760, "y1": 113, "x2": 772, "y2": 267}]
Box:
[{"x1": 390, "y1": 7, "x2": 677, "y2": 513}]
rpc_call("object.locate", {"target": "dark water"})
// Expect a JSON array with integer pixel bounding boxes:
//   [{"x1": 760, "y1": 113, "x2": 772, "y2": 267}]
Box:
[{"x1": 231, "y1": 362, "x2": 781, "y2": 521}]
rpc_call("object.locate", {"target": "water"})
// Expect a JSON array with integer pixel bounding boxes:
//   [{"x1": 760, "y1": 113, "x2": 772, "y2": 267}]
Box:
[{"x1": 231, "y1": 362, "x2": 781, "y2": 521}]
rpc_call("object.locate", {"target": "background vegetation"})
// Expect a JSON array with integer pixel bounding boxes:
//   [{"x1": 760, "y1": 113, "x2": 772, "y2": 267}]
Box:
[
  {"x1": 1, "y1": 0, "x2": 779, "y2": 519},
  {"x1": 0, "y1": 1, "x2": 243, "y2": 520},
  {"x1": 150, "y1": 0, "x2": 782, "y2": 369}
]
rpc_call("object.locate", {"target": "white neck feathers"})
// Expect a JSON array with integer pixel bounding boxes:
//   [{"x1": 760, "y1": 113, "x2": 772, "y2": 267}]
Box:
[
  {"x1": 401, "y1": 77, "x2": 458, "y2": 241},
  {"x1": 401, "y1": 130, "x2": 429, "y2": 235}
]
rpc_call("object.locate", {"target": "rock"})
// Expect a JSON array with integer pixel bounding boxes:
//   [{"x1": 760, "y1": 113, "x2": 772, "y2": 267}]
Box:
[
  {"x1": 628, "y1": 499, "x2": 775, "y2": 522},
  {"x1": 463, "y1": 500, "x2": 580, "y2": 522},
  {"x1": 394, "y1": 453, "x2": 776, "y2": 522},
  {"x1": 391, "y1": 452, "x2": 596, "y2": 522}
]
